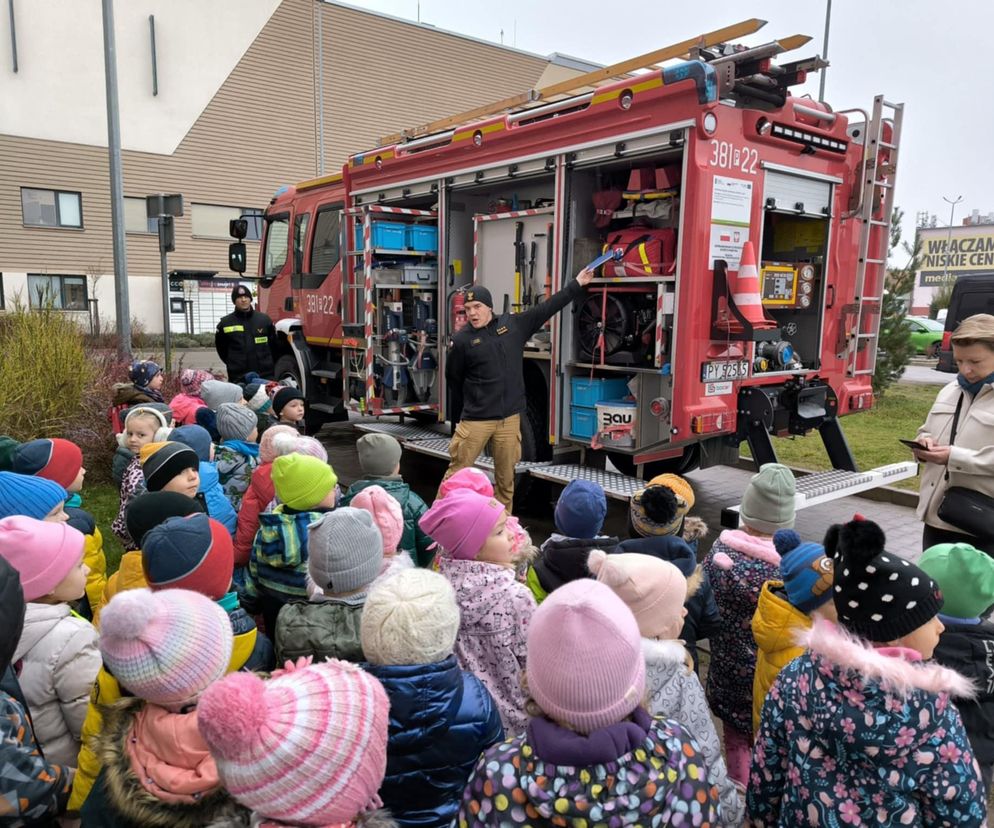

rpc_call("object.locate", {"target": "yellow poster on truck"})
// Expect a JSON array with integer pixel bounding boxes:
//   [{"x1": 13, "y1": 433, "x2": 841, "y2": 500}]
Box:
[{"x1": 918, "y1": 227, "x2": 994, "y2": 286}]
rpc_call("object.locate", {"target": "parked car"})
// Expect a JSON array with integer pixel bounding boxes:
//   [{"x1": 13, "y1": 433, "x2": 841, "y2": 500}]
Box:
[
  {"x1": 905, "y1": 316, "x2": 945, "y2": 357},
  {"x1": 937, "y1": 272, "x2": 994, "y2": 372}
]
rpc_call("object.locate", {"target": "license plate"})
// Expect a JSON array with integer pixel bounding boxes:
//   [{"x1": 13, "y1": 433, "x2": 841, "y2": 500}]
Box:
[{"x1": 701, "y1": 360, "x2": 749, "y2": 382}]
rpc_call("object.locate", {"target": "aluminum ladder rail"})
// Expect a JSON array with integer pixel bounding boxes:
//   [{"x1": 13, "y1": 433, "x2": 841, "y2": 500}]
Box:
[{"x1": 847, "y1": 95, "x2": 904, "y2": 378}]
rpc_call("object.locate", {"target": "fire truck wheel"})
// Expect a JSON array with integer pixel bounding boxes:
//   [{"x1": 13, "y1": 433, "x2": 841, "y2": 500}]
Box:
[{"x1": 607, "y1": 444, "x2": 701, "y2": 479}]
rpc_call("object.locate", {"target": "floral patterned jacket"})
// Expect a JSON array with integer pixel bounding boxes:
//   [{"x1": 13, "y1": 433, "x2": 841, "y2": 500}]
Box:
[
  {"x1": 436, "y1": 555, "x2": 535, "y2": 736},
  {"x1": 703, "y1": 529, "x2": 780, "y2": 734},
  {"x1": 111, "y1": 455, "x2": 145, "y2": 548},
  {"x1": 748, "y1": 618, "x2": 986, "y2": 826}
]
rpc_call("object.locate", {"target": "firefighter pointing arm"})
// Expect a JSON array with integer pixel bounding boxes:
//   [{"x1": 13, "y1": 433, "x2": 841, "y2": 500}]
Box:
[
  {"x1": 215, "y1": 285, "x2": 278, "y2": 384},
  {"x1": 441, "y1": 267, "x2": 595, "y2": 510}
]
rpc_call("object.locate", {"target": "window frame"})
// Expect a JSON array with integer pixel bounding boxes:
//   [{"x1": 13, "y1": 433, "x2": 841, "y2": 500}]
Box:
[
  {"x1": 123, "y1": 196, "x2": 160, "y2": 235},
  {"x1": 20, "y1": 187, "x2": 84, "y2": 229},
  {"x1": 26, "y1": 274, "x2": 88, "y2": 311},
  {"x1": 308, "y1": 204, "x2": 344, "y2": 285},
  {"x1": 262, "y1": 213, "x2": 291, "y2": 279}
]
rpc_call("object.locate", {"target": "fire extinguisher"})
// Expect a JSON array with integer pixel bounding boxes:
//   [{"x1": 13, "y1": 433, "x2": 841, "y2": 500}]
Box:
[{"x1": 447, "y1": 265, "x2": 467, "y2": 333}]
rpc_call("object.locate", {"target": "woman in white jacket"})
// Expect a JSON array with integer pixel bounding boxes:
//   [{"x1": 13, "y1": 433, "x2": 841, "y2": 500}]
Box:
[
  {"x1": 0, "y1": 516, "x2": 101, "y2": 768},
  {"x1": 916, "y1": 313, "x2": 994, "y2": 555},
  {"x1": 588, "y1": 548, "x2": 744, "y2": 826}
]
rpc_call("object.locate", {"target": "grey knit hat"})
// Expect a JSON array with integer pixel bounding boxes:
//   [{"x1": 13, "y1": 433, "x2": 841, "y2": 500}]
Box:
[
  {"x1": 216, "y1": 403, "x2": 257, "y2": 442},
  {"x1": 739, "y1": 463, "x2": 796, "y2": 534},
  {"x1": 201, "y1": 380, "x2": 244, "y2": 411},
  {"x1": 307, "y1": 508, "x2": 384, "y2": 596},
  {"x1": 356, "y1": 433, "x2": 402, "y2": 477}
]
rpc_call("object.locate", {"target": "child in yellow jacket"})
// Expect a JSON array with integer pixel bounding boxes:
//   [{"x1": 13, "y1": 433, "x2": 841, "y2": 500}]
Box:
[{"x1": 751, "y1": 530, "x2": 837, "y2": 732}]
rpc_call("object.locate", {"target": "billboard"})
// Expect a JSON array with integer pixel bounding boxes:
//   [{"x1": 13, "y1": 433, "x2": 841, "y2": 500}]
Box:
[{"x1": 918, "y1": 227, "x2": 994, "y2": 286}]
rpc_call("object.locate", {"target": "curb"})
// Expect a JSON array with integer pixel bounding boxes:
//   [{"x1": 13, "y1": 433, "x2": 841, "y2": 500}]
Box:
[{"x1": 733, "y1": 458, "x2": 918, "y2": 508}]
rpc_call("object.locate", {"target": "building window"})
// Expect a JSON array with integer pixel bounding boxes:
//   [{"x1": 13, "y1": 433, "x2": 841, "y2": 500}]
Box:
[
  {"x1": 124, "y1": 197, "x2": 159, "y2": 234},
  {"x1": 21, "y1": 188, "x2": 83, "y2": 228},
  {"x1": 192, "y1": 204, "x2": 263, "y2": 240},
  {"x1": 26, "y1": 274, "x2": 87, "y2": 310}
]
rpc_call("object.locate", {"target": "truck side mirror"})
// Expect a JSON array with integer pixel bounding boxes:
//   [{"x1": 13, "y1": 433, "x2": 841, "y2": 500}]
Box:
[{"x1": 229, "y1": 242, "x2": 247, "y2": 274}]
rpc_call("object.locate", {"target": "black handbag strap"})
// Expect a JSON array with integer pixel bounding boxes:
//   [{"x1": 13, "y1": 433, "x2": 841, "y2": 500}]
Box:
[{"x1": 944, "y1": 392, "x2": 966, "y2": 483}]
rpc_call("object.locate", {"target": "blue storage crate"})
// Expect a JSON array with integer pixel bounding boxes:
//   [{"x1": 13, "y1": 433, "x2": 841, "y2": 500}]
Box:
[
  {"x1": 570, "y1": 405, "x2": 598, "y2": 440},
  {"x1": 354, "y1": 221, "x2": 407, "y2": 251},
  {"x1": 406, "y1": 224, "x2": 438, "y2": 252},
  {"x1": 571, "y1": 376, "x2": 631, "y2": 407}
]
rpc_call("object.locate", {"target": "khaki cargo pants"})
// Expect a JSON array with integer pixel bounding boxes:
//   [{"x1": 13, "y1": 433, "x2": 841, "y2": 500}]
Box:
[{"x1": 440, "y1": 415, "x2": 520, "y2": 510}]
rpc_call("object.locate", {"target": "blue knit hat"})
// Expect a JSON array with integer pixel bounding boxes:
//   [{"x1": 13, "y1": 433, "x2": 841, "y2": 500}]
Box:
[
  {"x1": 780, "y1": 540, "x2": 834, "y2": 613},
  {"x1": 554, "y1": 479, "x2": 608, "y2": 539},
  {"x1": 171, "y1": 425, "x2": 213, "y2": 463},
  {"x1": 130, "y1": 360, "x2": 161, "y2": 387},
  {"x1": 0, "y1": 472, "x2": 68, "y2": 520}
]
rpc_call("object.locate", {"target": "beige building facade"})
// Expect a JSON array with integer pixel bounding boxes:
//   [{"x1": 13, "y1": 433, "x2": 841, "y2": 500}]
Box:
[{"x1": 0, "y1": 0, "x2": 587, "y2": 332}]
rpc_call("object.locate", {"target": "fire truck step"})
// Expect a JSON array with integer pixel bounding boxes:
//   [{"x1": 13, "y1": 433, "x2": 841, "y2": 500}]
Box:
[
  {"x1": 719, "y1": 461, "x2": 918, "y2": 528},
  {"x1": 398, "y1": 436, "x2": 553, "y2": 473},
  {"x1": 528, "y1": 464, "x2": 646, "y2": 502},
  {"x1": 353, "y1": 422, "x2": 448, "y2": 442}
]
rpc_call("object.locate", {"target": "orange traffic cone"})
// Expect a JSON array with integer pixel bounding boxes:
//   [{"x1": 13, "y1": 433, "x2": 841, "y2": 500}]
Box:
[{"x1": 716, "y1": 242, "x2": 777, "y2": 333}]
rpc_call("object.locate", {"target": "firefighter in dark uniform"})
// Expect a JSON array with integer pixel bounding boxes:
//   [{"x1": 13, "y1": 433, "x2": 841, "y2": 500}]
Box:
[
  {"x1": 215, "y1": 284, "x2": 278, "y2": 383},
  {"x1": 441, "y1": 268, "x2": 594, "y2": 510}
]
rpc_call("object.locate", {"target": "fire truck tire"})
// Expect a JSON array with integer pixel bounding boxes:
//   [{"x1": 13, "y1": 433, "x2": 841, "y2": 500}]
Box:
[{"x1": 607, "y1": 444, "x2": 701, "y2": 479}]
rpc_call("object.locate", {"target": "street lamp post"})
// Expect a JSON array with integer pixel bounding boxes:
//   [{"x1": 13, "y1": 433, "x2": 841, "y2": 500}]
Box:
[{"x1": 941, "y1": 195, "x2": 963, "y2": 284}]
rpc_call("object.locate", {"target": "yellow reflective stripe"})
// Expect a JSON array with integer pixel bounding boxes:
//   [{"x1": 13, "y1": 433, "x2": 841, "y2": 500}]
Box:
[
  {"x1": 254, "y1": 336, "x2": 268, "y2": 344},
  {"x1": 222, "y1": 325, "x2": 245, "y2": 333},
  {"x1": 638, "y1": 243, "x2": 651, "y2": 274}
]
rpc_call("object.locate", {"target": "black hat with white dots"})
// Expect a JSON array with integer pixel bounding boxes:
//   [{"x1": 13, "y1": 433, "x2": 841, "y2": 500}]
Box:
[{"x1": 825, "y1": 516, "x2": 943, "y2": 642}]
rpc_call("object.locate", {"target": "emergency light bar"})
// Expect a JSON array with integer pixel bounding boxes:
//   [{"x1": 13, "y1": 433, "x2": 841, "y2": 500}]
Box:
[{"x1": 771, "y1": 122, "x2": 847, "y2": 154}]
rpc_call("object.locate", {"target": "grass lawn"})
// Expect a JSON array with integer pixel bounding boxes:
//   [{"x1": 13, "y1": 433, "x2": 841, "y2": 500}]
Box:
[
  {"x1": 746, "y1": 382, "x2": 938, "y2": 492},
  {"x1": 84, "y1": 483, "x2": 125, "y2": 575}
]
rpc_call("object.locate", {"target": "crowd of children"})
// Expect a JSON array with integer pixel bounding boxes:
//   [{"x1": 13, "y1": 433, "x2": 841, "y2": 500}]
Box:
[{"x1": 0, "y1": 359, "x2": 991, "y2": 826}]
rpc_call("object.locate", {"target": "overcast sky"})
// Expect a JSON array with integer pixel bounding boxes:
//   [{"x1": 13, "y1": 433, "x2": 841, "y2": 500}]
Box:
[{"x1": 351, "y1": 0, "x2": 991, "y2": 264}]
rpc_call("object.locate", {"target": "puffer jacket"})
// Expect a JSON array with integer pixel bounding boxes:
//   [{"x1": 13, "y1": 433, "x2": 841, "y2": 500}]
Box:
[
  {"x1": 169, "y1": 392, "x2": 206, "y2": 427},
  {"x1": 341, "y1": 477, "x2": 434, "y2": 567},
  {"x1": 618, "y1": 529, "x2": 721, "y2": 673},
  {"x1": 1, "y1": 559, "x2": 72, "y2": 823},
  {"x1": 234, "y1": 462, "x2": 275, "y2": 567},
  {"x1": 931, "y1": 617, "x2": 994, "y2": 770},
  {"x1": 365, "y1": 655, "x2": 503, "y2": 828},
  {"x1": 241, "y1": 506, "x2": 326, "y2": 614},
  {"x1": 111, "y1": 445, "x2": 133, "y2": 487},
  {"x1": 642, "y1": 638, "x2": 742, "y2": 826},
  {"x1": 918, "y1": 380, "x2": 994, "y2": 533},
  {"x1": 214, "y1": 440, "x2": 260, "y2": 512},
  {"x1": 111, "y1": 456, "x2": 145, "y2": 548},
  {"x1": 751, "y1": 579, "x2": 810, "y2": 733},
  {"x1": 526, "y1": 534, "x2": 620, "y2": 603},
  {"x1": 111, "y1": 383, "x2": 155, "y2": 407},
  {"x1": 460, "y1": 708, "x2": 723, "y2": 826},
  {"x1": 199, "y1": 461, "x2": 237, "y2": 535},
  {"x1": 14, "y1": 602, "x2": 101, "y2": 768},
  {"x1": 79, "y1": 698, "x2": 247, "y2": 828},
  {"x1": 436, "y1": 555, "x2": 535, "y2": 736},
  {"x1": 274, "y1": 598, "x2": 364, "y2": 664},
  {"x1": 703, "y1": 528, "x2": 780, "y2": 734},
  {"x1": 95, "y1": 551, "x2": 147, "y2": 621},
  {"x1": 748, "y1": 618, "x2": 986, "y2": 826},
  {"x1": 66, "y1": 506, "x2": 109, "y2": 623}
]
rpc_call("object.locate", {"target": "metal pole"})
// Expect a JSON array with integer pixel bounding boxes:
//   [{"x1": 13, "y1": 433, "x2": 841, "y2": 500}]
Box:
[
  {"x1": 8, "y1": 0, "x2": 18, "y2": 73},
  {"x1": 101, "y1": 0, "x2": 131, "y2": 358},
  {"x1": 160, "y1": 247, "x2": 172, "y2": 372},
  {"x1": 818, "y1": 0, "x2": 832, "y2": 101},
  {"x1": 941, "y1": 195, "x2": 963, "y2": 284},
  {"x1": 315, "y1": 1, "x2": 325, "y2": 175}
]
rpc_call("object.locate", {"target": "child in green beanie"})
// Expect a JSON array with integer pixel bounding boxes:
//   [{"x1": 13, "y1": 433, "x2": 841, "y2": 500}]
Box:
[{"x1": 918, "y1": 541, "x2": 994, "y2": 794}]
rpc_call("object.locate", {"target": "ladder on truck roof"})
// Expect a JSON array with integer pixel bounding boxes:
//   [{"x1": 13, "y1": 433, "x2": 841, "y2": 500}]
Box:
[
  {"x1": 845, "y1": 96, "x2": 904, "y2": 378},
  {"x1": 379, "y1": 18, "x2": 786, "y2": 147}
]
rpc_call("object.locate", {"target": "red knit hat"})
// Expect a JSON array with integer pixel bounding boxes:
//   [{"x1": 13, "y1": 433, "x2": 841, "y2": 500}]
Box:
[
  {"x1": 141, "y1": 513, "x2": 234, "y2": 600},
  {"x1": 12, "y1": 439, "x2": 83, "y2": 490}
]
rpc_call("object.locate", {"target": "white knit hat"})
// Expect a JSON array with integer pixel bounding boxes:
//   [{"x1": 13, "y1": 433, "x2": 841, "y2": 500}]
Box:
[{"x1": 360, "y1": 569, "x2": 460, "y2": 665}]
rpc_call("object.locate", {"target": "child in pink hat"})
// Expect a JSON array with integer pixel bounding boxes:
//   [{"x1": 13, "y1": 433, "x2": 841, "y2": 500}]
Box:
[
  {"x1": 351, "y1": 484, "x2": 414, "y2": 582},
  {"x1": 419, "y1": 489, "x2": 536, "y2": 735},
  {"x1": 460, "y1": 578, "x2": 723, "y2": 826},
  {"x1": 0, "y1": 516, "x2": 100, "y2": 770},
  {"x1": 198, "y1": 658, "x2": 391, "y2": 827},
  {"x1": 588, "y1": 550, "x2": 743, "y2": 824}
]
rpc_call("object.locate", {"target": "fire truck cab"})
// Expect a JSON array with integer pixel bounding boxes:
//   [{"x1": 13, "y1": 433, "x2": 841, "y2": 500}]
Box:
[{"x1": 256, "y1": 19, "x2": 915, "y2": 501}]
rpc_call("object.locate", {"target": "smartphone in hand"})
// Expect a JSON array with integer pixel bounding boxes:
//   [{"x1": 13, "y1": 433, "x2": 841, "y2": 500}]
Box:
[{"x1": 898, "y1": 438, "x2": 927, "y2": 451}]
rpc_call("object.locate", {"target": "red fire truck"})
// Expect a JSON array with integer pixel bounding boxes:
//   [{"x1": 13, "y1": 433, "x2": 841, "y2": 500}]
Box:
[{"x1": 252, "y1": 19, "x2": 914, "y2": 503}]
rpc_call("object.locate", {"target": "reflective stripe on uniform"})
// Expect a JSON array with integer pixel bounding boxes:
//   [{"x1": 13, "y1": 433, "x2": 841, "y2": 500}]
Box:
[
  {"x1": 223, "y1": 325, "x2": 245, "y2": 333},
  {"x1": 254, "y1": 336, "x2": 268, "y2": 344}
]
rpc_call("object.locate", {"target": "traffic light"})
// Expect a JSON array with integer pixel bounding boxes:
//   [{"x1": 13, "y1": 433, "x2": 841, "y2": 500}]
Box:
[
  {"x1": 229, "y1": 242, "x2": 247, "y2": 274},
  {"x1": 230, "y1": 218, "x2": 248, "y2": 240}
]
